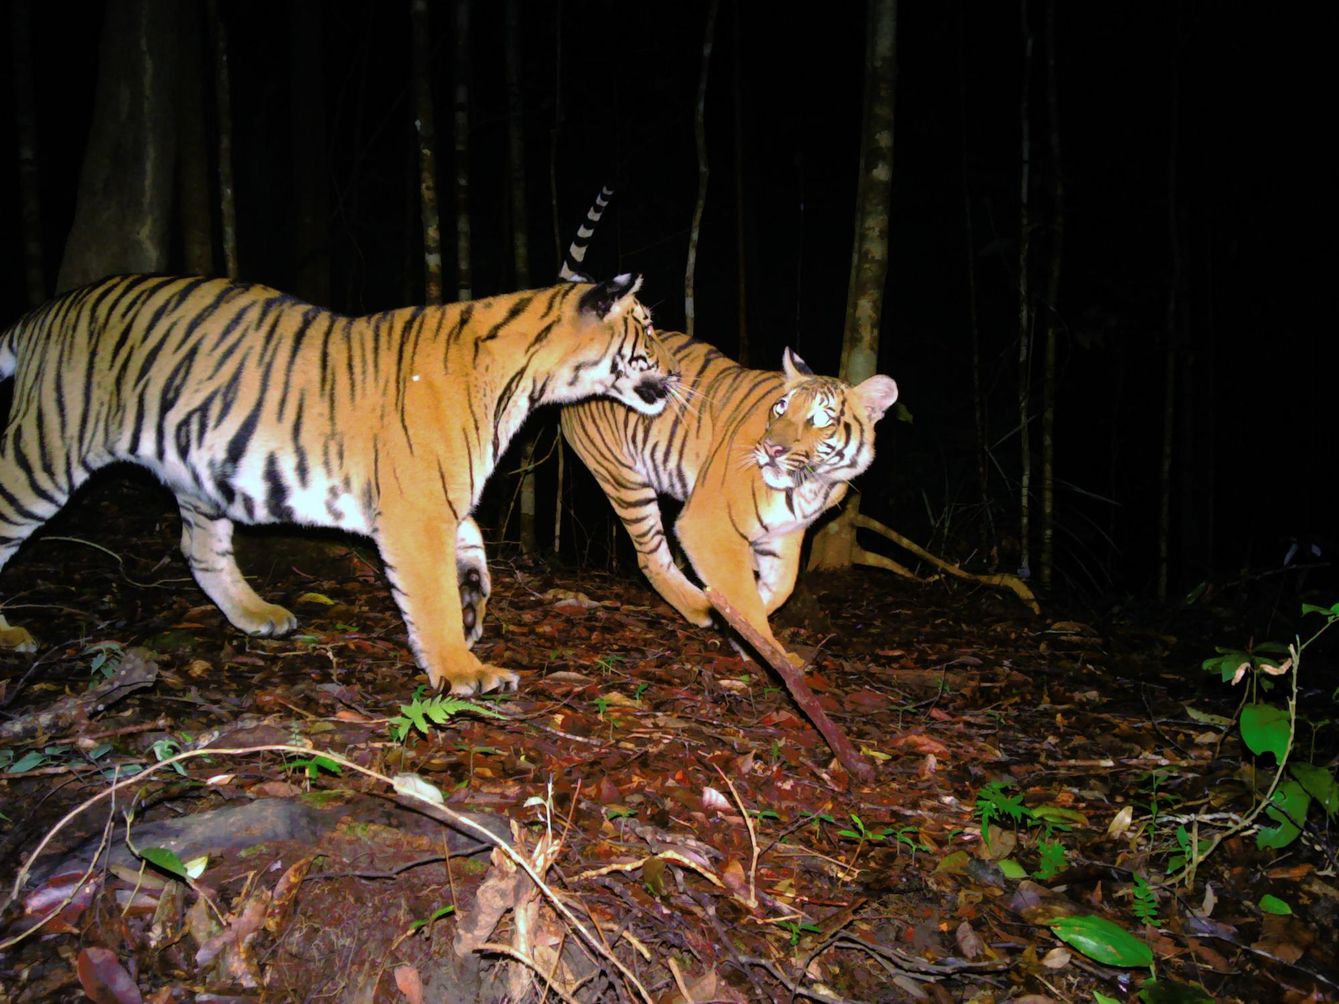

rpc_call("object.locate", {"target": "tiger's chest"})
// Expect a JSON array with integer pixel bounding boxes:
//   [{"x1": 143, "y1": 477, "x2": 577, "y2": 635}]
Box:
[{"x1": 748, "y1": 478, "x2": 843, "y2": 543}]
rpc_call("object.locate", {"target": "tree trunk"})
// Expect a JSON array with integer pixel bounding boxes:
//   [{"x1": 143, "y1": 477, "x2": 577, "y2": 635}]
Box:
[
  {"x1": 805, "y1": 0, "x2": 896, "y2": 576},
  {"x1": 684, "y1": 0, "x2": 719, "y2": 339},
  {"x1": 207, "y1": 0, "x2": 238, "y2": 279},
  {"x1": 57, "y1": 0, "x2": 180, "y2": 292},
  {"x1": 453, "y1": 0, "x2": 473, "y2": 301},
  {"x1": 410, "y1": 0, "x2": 443, "y2": 304},
  {"x1": 958, "y1": 5, "x2": 993, "y2": 562},
  {"x1": 1157, "y1": 63, "x2": 1182, "y2": 603},
  {"x1": 1039, "y1": 0, "x2": 1064, "y2": 589},
  {"x1": 840, "y1": 0, "x2": 897, "y2": 386},
  {"x1": 290, "y1": 0, "x2": 330, "y2": 305},
  {"x1": 1015, "y1": 0, "x2": 1035, "y2": 581},
  {"x1": 731, "y1": 1, "x2": 750, "y2": 364},
  {"x1": 10, "y1": 0, "x2": 47, "y2": 306},
  {"x1": 548, "y1": 0, "x2": 566, "y2": 557},
  {"x1": 507, "y1": 0, "x2": 542, "y2": 555},
  {"x1": 176, "y1": 2, "x2": 213, "y2": 276}
]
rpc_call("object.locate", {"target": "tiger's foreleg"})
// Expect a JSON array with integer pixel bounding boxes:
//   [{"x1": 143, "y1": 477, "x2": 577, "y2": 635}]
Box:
[
  {"x1": 177, "y1": 500, "x2": 298, "y2": 636},
  {"x1": 620, "y1": 506, "x2": 712, "y2": 627},
  {"x1": 456, "y1": 516, "x2": 490, "y2": 647},
  {"x1": 753, "y1": 532, "x2": 804, "y2": 615},
  {"x1": 676, "y1": 501, "x2": 806, "y2": 669},
  {"x1": 376, "y1": 498, "x2": 516, "y2": 695}
]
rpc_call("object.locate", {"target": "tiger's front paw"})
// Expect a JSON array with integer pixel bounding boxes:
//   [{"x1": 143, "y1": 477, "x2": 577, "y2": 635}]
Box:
[
  {"x1": 234, "y1": 602, "x2": 299, "y2": 637},
  {"x1": 433, "y1": 655, "x2": 519, "y2": 696}
]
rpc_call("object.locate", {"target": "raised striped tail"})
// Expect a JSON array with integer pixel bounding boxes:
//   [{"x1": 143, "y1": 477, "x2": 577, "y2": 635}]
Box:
[{"x1": 559, "y1": 185, "x2": 614, "y2": 282}]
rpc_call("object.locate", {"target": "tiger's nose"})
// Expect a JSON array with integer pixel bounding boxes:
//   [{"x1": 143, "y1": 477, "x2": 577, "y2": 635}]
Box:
[{"x1": 764, "y1": 441, "x2": 786, "y2": 459}]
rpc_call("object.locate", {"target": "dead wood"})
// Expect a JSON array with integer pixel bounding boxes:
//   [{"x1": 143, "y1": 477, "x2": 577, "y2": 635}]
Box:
[
  {"x1": 0, "y1": 648, "x2": 159, "y2": 747},
  {"x1": 704, "y1": 586, "x2": 874, "y2": 783}
]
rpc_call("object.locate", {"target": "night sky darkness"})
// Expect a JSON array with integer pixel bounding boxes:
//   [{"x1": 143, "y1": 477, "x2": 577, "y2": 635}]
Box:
[{"x1": 0, "y1": 1, "x2": 1330, "y2": 604}]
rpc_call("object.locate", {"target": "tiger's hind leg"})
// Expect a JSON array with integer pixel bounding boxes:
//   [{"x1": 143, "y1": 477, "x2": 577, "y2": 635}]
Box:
[
  {"x1": 178, "y1": 500, "x2": 298, "y2": 637},
  {"x1": 456, "y1": 516, "x2": 490, "y2": 647},
  {"x1": 1, "y1": 429, "x2": 92, "y2": 652}
]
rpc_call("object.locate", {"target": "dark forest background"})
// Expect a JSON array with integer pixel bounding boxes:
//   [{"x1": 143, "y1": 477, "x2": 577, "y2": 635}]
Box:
[{"x1": 0, "y1": 0, "x2": 1331, "y2": 614}]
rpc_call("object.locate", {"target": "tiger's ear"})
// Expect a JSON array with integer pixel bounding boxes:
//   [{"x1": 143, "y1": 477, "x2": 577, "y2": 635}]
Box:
[
  {"x1": 853, "y1": 375, "x2": 899, "y2": 422},
  {"x1": 781, "y1": 347, "x2": 814, "y2": 381},
  {"x1": 579, "y1": 273, "x2": 643, "y2": 320}
]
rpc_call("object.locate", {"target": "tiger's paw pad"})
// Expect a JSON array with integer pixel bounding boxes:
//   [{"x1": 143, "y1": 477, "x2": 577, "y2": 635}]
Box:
[
  {"x1": 458, "y1": 567, "x2": 489, "y2": 646},
  {"x1": 236, "y1": 603, "x2": 299, "y2": 637},
  {"x1": 442, "y1": 664, "x2": 519, "y2": 697}
]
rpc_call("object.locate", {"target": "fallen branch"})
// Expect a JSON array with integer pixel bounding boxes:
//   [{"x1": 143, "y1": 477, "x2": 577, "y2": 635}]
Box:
[
  {"x1": 808, "y1": 493, "x2": 1041, "y2": 615},
  {"x1": 0, "y1": 648, "x2": 159, "y2": 746},
  {"x1": 703, "y1": 586, "x2": 874, "y2": 783}
]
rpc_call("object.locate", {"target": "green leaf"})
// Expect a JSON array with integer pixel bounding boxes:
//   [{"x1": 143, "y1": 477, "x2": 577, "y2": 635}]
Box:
[
  {"x1": 998, "y1": 858, "x2": 1027, "y2": 880},
  {"x1": 1182, "y1": 704, "x2": 1233, "y2": 727},
  {"x1": 1031, "y1": 805, "x2": 1088, "y2": 830},
  {"x1": 1137, "y1": 976, "x2": 1216, "y2": 1003},
  {"x1": 6, "y1": 750, "x2": 48, "y2": 773},
  {"x1": 1094, "y1": 993, "x2": 1122, "y2": 1004},
  {"x1": 1256, "y1": 780, "x2": 1310, "y2": 850},
  {"x1": 408, "y1": 904, "x2": 455, "y2": 933},
  {"x1": 1259, "y1": 893, "x2": 1292, "y2": 915},
  {"x1": 1301, "y1": 601, "x2": 1339, "y2": 619},
  {"x1": 1239, "y1": 703, "x2": 1290, "y2": 761},
  {"x1": 139, "y1": 846, "x2": 189, "y2": 880},
  {"x1": 1289, "y1": 763, "x2": 1338, "y2": 818},
  {"x1": 1050, "y1": 914, "x2": 1153, "y2": 968}
]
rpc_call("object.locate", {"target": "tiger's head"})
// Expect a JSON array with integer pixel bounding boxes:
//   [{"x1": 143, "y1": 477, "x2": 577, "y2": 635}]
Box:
[
  {"x1": 752, "y1": 349, "x2": 899, "y2": 492},
  {"x1": 558, "y1": 274, "x2": 678, "y2": 415}
]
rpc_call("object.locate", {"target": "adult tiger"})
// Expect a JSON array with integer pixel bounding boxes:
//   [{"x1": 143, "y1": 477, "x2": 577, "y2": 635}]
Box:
[
  {"x1": 0, "y1": 273, "x2": 677, "y2": 694},
  {"x1": 561, "y1": 336, "x2": 897, "y2": 667}
]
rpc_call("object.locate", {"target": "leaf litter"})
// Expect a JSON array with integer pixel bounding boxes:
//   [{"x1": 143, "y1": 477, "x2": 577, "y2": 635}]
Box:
[{"x1": 0, "y1": 474, "x2": 1335, "y2": 1002}]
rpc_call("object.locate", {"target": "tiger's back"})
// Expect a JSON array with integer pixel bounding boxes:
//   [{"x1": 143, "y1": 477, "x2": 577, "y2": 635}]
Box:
[{"x1": 2, "y1": 272, "x2": 678, "y2": 693}]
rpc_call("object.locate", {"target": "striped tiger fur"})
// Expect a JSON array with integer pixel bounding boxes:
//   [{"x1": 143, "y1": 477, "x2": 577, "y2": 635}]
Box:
[
  {"x1": 0, "y1": 273, "x2": 677, "y2": 693},
  {"x1": 562, "y1": 337, "x2": 897, "y2": 666},
  {"x1": 557, "y1": 189, "x2": 898, "y2": 665}
]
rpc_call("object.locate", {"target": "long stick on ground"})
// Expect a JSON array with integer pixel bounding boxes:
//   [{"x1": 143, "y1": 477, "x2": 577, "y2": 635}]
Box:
[{"x1": 704, "y1": 587, "x2": 874, "y2": 783}]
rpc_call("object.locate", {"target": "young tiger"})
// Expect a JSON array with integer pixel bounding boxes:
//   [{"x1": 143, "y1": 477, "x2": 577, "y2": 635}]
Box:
[
  {"x1": 561, "y1": 334, "x2": 898, "y2": 667},
  {"x1": 0, "y1": 273, "x2": 676, "y2": 693}
]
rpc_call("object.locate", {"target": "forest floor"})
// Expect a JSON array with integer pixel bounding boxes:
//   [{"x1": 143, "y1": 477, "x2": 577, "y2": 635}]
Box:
[{"x1": 0, "y1": 473, "x2": 1335, "y2": 1004}]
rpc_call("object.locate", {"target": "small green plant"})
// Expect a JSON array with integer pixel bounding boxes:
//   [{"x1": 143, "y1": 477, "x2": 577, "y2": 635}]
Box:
[
  {"x1": 593, "y1": 653, "x2": 624, "y2": 674},
  {"x1": 778, "y1": 919, "x2": 823, "y2": 946},
  {"x1": 390, "y1": 687, "x2": 507, "y2": 742},
  {"x1": 1166, "y1": 825, "x2": 1210, "y2": 875},
  {"x1": 1131, "y1": 873, "x2": 1161, "y2": 926},
  {"x1": 408, "y1": 904, "x2": 455, "y2": 934},
  {"x1": 284, "y1": 754, "x2": 342, "y2": 780},
  {"x1": 976, "y1": 780, "x2": 1030, "y2": 846},
  {"x1": 83, "y1": 641, "x2": 125, "y2": 684},
  {"x1": 1034, "y1": 837, "x2": 1068, "y2": 880},
  {"x1": 1168, "y1": 600, "x2": 1339, "y2": 885},
  {"x1": 975, "y1": 780, "x2": 1082, "y2": 879},
  {"x1": 837, "y1": 813, "x2": 894, "y2": 844}
]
